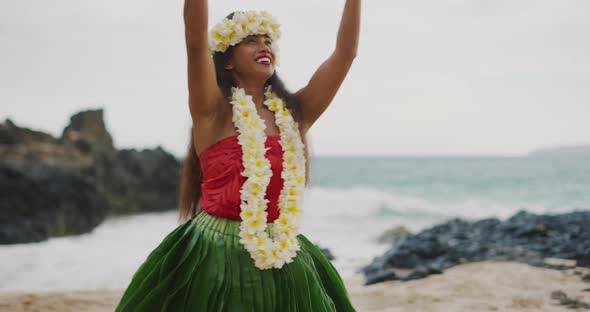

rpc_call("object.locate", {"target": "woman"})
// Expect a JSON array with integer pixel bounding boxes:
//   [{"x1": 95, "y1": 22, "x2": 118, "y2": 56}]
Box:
[{"x1": 116, "y1": 1, "x2": 360, "y2": 311}]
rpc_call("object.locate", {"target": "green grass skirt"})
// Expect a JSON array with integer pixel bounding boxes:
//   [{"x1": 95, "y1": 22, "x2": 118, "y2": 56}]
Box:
[{"x1": 115, "y1": 209, "x2": 357, "y2": 311}]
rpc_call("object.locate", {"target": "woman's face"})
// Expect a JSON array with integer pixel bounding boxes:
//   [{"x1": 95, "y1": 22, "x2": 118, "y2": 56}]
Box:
[{"x1": 225, "y1": 34, "x2": 275, "y2": 81}]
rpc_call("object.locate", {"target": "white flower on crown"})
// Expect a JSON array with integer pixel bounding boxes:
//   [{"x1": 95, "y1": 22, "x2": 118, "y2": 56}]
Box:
[{"x1": 208, "y1": 10, "x2": 282, "y2": 66}]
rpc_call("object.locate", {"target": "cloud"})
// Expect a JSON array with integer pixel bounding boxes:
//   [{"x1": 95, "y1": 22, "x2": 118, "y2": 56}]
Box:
[{"x1": 1, "y1": 0, "x2": 589, "y2": 156}]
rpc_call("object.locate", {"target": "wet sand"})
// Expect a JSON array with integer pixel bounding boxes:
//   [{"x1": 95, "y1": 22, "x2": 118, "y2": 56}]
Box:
[{"x1": 1, "y1": 261, "x2": 588, "y2": 312}]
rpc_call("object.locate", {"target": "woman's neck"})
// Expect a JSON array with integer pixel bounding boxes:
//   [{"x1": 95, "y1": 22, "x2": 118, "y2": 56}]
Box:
[{"x1": 233, "y1": 78, "x2": 267, "y2": 107}]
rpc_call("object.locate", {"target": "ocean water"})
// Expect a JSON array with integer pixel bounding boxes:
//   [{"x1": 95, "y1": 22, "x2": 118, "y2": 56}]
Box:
[{"x1": 1, "y1": 156, "x2": 588, "y2": 292}]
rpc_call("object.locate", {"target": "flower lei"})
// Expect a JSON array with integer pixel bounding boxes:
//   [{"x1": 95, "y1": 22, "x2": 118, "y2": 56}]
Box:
[
  {"x1": 230, "y1": 86, "x2": 306, "y2": 270},
  {"x1": 209, "y1": 10, "x2": 281, "y2": 65}
]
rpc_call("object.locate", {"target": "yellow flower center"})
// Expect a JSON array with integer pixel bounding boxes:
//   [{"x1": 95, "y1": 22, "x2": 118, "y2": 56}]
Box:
[{"x1": 230, "y1": 87, "x2": 306, "y2": 270}]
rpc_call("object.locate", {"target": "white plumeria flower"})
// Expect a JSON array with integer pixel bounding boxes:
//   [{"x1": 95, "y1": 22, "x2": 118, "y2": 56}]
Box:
[
  {"x1": 230, "y1": 87, "x2": 306, "y2": 269},
  {"x1": 208, "y1": 10, "x2": 282, "y2": 61}
]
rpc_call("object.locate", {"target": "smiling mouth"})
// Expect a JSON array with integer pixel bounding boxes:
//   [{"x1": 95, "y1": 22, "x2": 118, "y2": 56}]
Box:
[{"x1": 256, "y1": 56, "x2": 272, "y2": 65}]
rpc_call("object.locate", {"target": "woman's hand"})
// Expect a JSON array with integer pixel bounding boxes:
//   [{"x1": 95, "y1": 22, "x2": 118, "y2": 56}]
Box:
[{"x1": 183, "y1": 0, "x2": 208, "y2": 48}]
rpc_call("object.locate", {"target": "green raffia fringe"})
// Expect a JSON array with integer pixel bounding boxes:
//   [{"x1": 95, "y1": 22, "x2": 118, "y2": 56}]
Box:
[{"x1": 115, "y1": 209, "x2": 357, "y2": 311}]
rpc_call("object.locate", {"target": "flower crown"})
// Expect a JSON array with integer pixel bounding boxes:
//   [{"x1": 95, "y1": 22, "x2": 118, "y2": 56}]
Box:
[{"x1": 208, "y1": 10, "x2": 281, "y2": 63}]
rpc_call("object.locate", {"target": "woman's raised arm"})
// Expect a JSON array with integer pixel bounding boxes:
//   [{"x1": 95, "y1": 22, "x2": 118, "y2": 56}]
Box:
[
  {"x1": 184, "y1": 0, "x2": 222, "y2": 122},
  {"x1": 295, "y1": 0, "x2": 361, "y2": 133}
]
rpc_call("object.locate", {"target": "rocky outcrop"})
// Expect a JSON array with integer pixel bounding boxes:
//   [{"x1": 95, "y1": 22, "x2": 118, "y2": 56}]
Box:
[
  {"x1": 61, "y1": 110, "x2": 115, "y2": 154},
  {"x1": 551, "y1": 290, "x2": 590, "y2": 309},
  {"x1": 0, "y1": 109, "x2": 181, "y2": 244},
  {"x1": 0, "y1": 164, "x2": 109, "y2": 244},
  {"x1": 105, "y1": 146, "x2": 180, "y2": 214},
  {"x1": 0, "y1": 118, "x2": 94, "y2": 169},
  {"x1": 375, "y1": 225, "x2": 412, "y2": 245},
  {"x1": 361, "y1": 210, "x2": 590, "y2": 285}
]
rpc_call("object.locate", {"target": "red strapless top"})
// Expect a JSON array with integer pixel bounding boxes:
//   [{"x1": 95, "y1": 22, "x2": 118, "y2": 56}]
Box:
[{"x1": 197, "y1": 134, "x2": 284, "y2": 222}]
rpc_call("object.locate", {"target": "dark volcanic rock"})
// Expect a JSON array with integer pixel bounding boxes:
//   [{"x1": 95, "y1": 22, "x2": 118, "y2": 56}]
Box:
[
  {"x1": 375, "y1": 225, "x2": 412, "y2": 245},
  {"x1": 579, "y1": 257, "x2": 590, "y2": 268},
  {"x1": 0, "y1": 109, "x2": 181, "y2": 244},
  {"x1": 61, "y1": 109, "x2": 114, "y2": 153},
  {"x1": 0, "y1": 164, "x2": 109, "y2": 244},
  {"x1": 105, "y1": 147, "x2": 180, "y2": 214},
  {"x1": 0, "y1": 119, "x2": 59, "y2": 145},
  {"x1": 550, "y1": 290, "x2": 590, "y2": 309},
  {"x1": 361, "y1": 210, "x2": 590, "y2": 285},
  {"x1": 318, "y1": 246, "x2": 335, "y2": 260}
]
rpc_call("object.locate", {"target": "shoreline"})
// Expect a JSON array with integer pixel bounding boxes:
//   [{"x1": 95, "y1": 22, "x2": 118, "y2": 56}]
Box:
[{"x1": 1, "y1": 260, "x2": 588, "y2": 312}]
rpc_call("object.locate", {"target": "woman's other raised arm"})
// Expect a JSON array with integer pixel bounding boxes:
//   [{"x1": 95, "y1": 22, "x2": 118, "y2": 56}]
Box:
[
  {"x1": 184, "y1": 0, "x2": 222, "y2": 123},
  {"x1": 295, "y1": 0, "x2": 361, "y2": 133}
]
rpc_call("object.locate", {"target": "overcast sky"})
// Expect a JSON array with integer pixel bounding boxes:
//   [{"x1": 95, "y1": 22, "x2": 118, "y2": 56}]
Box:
[{"x1": 1, "y1": 0, "x2": 589, "y2": 157}]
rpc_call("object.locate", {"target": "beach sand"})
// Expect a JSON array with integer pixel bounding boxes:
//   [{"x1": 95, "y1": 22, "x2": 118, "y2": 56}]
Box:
[{"x1": 1, "y1": 260, "x2": 588, "y2": 312}]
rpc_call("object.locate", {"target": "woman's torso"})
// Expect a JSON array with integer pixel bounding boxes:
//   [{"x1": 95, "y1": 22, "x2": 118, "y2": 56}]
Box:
[
  {"x1": 194, "y1": 97, "x2": 280, "y2": 156},
  {"x1": 194, "y1": 97, "x2": 285, "y2": 222}
]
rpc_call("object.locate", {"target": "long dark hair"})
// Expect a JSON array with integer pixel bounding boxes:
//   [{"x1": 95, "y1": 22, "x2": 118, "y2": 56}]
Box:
[{"x1": 178, "y1": 13, "x2": 312, "y2": 223}]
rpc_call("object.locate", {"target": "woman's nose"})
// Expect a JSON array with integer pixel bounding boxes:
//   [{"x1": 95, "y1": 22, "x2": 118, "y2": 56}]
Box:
[{"x1": 258, "y1": 43, "x2": 271, "y2": 53}]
